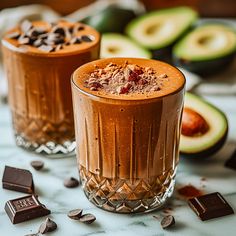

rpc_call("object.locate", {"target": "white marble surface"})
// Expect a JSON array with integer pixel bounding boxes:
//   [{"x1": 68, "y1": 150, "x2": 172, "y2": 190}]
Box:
[{"x1": 0, "y1": 89, "x2": 236, "y2": 236}]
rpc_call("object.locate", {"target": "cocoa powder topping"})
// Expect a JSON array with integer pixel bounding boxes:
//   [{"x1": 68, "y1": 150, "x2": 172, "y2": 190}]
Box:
[{"x1": 84, "y1": 62, "x2": 168, "y2": 95}]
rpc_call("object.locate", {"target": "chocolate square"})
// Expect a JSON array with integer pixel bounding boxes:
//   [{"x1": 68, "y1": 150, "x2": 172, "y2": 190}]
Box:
[
  {"x1": 2, "y1": 166, "x2": 34, "y2": 193},
  {"x1": 188, "y1": 192, "x2": 234, "y2": 221},
  {"x1": 5, "y1": 195, "x2": 50, "y2": 224}
]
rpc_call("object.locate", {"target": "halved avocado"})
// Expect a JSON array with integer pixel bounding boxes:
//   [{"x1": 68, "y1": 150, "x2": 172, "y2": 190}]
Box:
[
  {"x1": 173, "y1": 24, "x2": 236, "y2": 75},
  {"x1": 180, "y1": 92, "x2": 228, "y2": 158},
  {"x1": 82, "y1": 6, "x2": 137, "y2": 33},
  {"x1": 126, "y1": 7, "x2": 197, "y2": 60},
  {"x1": 101, "y1": 33, "x2": 151, "y2": 59}
]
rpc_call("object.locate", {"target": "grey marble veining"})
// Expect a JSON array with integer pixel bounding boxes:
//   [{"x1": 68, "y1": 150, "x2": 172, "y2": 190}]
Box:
[{"x1": 0, "y1": 93, "x2": 236, "y2": 236}]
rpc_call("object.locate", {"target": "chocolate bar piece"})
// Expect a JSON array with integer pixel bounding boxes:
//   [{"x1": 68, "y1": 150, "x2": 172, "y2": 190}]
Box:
[
  {"x1": 2, "y1": 166, "x2": 34, "y2": 193},
  {"x1": 5, "y1": 195, "x2": 51, "y2": 224},
  {"x1": 188, "y1": 192, "x2": 234, "y2": 221},
  {"x1": 225, "y1": 149, "x2": 236, "y2": 171}
]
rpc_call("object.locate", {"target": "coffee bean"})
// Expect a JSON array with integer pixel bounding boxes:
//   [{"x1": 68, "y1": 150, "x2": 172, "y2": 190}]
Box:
[
  {"x1": 63, "y1": 177, "x2": 79, "y2": 188},
  {"x1": 7, "y1": 31, "x2": 20, "y2": 39},
  {"x1": 39, "y1": 218, "x2": 57, "y2": 234},
  {"x1": 30, "y1": 160, "x2": 44, "y2": 170},
  {"x1": 67, "y1": 209, "x2": 83, "y2": 220},
  {"x1": 160, "y1": 215, "x2": 175, "y2": 229},
  {"x1": 21, "y1": 20, "x2": 33, "y2": 33},
  {"x1": 81, "y1": 35, "x2": 93, "y2": 42},
  {"x1": 38, "y1": 45, "x2": 55, "y2": 52},
  {"x1": 79, "y1": 214, "x2": 96, "y2": 224}
]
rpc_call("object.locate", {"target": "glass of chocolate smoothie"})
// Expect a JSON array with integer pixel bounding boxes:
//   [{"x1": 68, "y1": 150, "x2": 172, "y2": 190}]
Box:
[
  {"x1": 2, "y1": 20, "x2": 100, "y2": 156},
  {"x1": 72, "y1": 58, "x2": 185, "y2": 213}
]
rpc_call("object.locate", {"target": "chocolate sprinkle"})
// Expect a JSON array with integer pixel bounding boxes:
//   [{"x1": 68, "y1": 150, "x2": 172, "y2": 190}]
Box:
[
  {"x1": 79, "y1": 213, "x2": 96, "y2": 224},
  {"x1": 39, "y1": 218, "x2": 57, "y2": 234},
  {"x1": 67, "y1": 209, "x2": 83, "y2": 220},
  {"x1": 30, "y1": 160, "x2": 44, "y2": 171},
  {"x1": 161, "y1": 215, "x2": 175, "y2": 229},
  {"x1": 63, "y1": 177, "x2": 79, "y2": 188}
]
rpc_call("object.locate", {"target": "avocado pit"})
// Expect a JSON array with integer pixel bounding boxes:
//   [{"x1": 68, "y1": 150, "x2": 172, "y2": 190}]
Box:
[{"x1": 181, "y1": 107, "x2": 209, "y2": 137}]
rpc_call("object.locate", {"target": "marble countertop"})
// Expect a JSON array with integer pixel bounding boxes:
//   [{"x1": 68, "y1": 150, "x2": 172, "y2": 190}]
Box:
[{"x1": 1, "y1": 92, "x2": 236, "y2": 236}]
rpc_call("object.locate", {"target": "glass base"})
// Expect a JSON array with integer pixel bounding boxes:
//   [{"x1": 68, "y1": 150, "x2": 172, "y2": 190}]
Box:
[
  {"x1": 15, "y1": 134, "x2": 76, "y2": 157},
  {"x1": 80, "y1": 166, "x2": 176, "y2": 213}
]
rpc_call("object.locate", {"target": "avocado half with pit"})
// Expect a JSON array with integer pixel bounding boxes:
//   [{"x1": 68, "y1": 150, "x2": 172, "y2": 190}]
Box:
[
  {"x1": 180, "y1": 92, "x2": 228, "y2": 158},
  {"x1": 126, "y1": 7, "x2": 197, "y2": 60},
  {"x1": 101, "y1": 33, "x2": 151, "y2": 59},
  {"x1": 173, "y1": 24, "x2": 236, "y2": 75}
]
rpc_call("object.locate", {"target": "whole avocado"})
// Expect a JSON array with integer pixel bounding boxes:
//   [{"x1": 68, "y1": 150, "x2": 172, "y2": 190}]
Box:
[{"x1": 82, "y1": 6, "x2": 137, "y2": 33}]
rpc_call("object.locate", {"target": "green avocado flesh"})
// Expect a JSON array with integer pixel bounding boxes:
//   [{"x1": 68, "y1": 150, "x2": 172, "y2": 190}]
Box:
[
  {"x1": 101, "y1": 33, "x2": 151, "y2": 59},
  {"x1": 126, "y1": 7, "x2": 198, "y2": 50},
  {"x1": 180, "y1": 92, "x2": 228, "y2": 157},
  {"x1": 174, "y1": 24, "x2": 236, "y2": 61}
]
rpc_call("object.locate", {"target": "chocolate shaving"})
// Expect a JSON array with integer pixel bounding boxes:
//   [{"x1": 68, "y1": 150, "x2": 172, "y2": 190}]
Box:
[
  {"x1": 38, "y1": 45, "x2": 55, "y2": 52},
  {"x1": 81, "y1": 35, "x2": 93, "y2": 42},
  {"x1": 21, "y1": 20, "x2": 33, "y2": 33},
  {"x1": 7, "y1": 31, "x2": 20, "y2": 39}
]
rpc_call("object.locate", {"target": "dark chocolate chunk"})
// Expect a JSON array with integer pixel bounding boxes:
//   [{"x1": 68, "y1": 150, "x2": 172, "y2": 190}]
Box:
[
  {"x1": 2, "y1": 165, "x2": 34, "y2": 193},
  {"x1": 30, "y1": 160, "x2": 44, "y2": 170},
  {"x1": 225, "y1": 148, "x2": 236, "y2": 170},
  {"x1": 188, "y1": 192, "x2": 234, "y2": 221},
  {"x1": 160, "y1": 215, "x2": 175, "y2": 229},
  {"x1": 78, "y1": 26, "x2": 85, "y2": 31},
  {"x1": 5, "y1": 195, "x2": 51, "y2": 224},
  {"x1": 81, "y1": 35, "x2": 93, "y2": 42},
  {"x1": 63, "y1": 177, "x2": 79, "y2": 188},
  {"x1": 38, "y1": 45, "x2": 55, "y2": 52},
  {"x1": 52, "y1": 27, "x2": 65, "y2": 36},
  {"x1": 68, "y1": 26, "x2": 74, "y2": 34},
  {"x1": 79, "y1": 213, "x2": 96, "y2": 224},
  {"x1": 6, "y1": 31, "x2": 21, "y2": 39},
  {"x1": 39, "y1": 217, "x2": 57, "y2": 234},
  {"x1": 18, "y1": 37, "x2": 31, "y2": 45},
  {"x1": 21, "y1": 20, "x2": 33, "y2": 33},
  {"x1": 67, "y1": 209, "x2": 83, "y2": 220}
]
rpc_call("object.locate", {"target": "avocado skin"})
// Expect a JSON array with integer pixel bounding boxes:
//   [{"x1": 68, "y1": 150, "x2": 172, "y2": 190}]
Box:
[
  {"x1": 82, "y1": 7, "x2": 136, "y2": 33},
  {"x1": 180, "y1": 128, "x2": 228, "y2": 158},
  {"x1": 173, "y1": 53, "x2": 236, "y2": 75}
]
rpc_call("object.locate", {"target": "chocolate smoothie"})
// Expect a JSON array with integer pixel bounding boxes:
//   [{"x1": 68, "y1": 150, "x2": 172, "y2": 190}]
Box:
[
  {"x1": 72, "y1": 58, "x2": 185, "y2": 213},
  {"x1": 2, "y1": 20, "x2": 100, "y2": 155}
]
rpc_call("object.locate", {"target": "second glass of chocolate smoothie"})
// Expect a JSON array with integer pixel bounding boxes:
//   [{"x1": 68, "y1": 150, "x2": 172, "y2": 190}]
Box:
[
  {"x1": 72, "y1": 58, "x2": 185, "y2": 213},
  {"x1": 2, "y1": 20, "x2": 100, "y2": 156}
]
